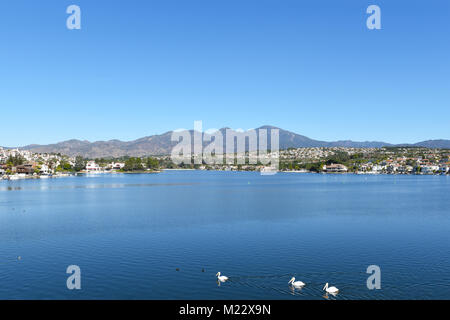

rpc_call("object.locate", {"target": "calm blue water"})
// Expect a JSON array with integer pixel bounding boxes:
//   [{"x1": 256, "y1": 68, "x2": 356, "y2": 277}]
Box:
[{"x1": 0, "y1": 171, "x2": 449, "y2": 299}]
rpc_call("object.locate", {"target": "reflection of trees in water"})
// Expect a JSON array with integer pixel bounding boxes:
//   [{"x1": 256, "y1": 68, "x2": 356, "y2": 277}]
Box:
[{"x1": 7, "y1": 186, "x2": 22, "y2": 191}]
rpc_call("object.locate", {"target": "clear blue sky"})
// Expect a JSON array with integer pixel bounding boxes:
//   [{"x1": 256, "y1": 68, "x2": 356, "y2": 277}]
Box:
[{"x1": 1, "y1": 0, "x2": 449, "y2": 146}]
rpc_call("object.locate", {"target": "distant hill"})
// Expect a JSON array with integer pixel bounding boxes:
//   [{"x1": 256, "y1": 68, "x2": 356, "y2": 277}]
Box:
[
  {"x1": 412, "y1": 140, "x2": 450, "y2": 149},
  {"x1": 17, "y1": 126, "x2": 449, "y2": 158}
]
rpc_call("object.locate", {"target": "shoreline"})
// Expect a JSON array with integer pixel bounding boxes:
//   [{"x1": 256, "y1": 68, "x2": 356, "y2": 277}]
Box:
[{"x1": 1, "y1": 169, "x2": 448, "y2": 181}]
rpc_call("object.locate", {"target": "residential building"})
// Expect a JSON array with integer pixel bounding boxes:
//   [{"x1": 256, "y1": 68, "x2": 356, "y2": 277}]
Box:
[
  {"x1": 421, "y1": 165, "x2": 440, "y2": 174},
  {"x1": 16, "y1": 164, "x2": 34, "y2": 174},
  {"x1": 40, "y1": 164, "x2": 51, "y2": 175},
  {"x1": 86, "y1": 161, "x2": 101, "y2": 172},
  {"x1": 110, "y1": 162, "x2": 125, "y2": 170},
  {"x1": 323, "y1": 164, "x2": 348, "y2": 173}
]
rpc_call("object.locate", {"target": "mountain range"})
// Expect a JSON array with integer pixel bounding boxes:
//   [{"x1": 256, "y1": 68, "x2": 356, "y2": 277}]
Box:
[{"x1": 12, "y1": 126, "x2": 450, "y2": 158}]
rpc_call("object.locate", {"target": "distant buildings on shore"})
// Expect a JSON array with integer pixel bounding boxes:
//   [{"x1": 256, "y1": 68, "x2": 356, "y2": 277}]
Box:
[
  {"x1": 0, "y1": 146, "x2": 449, "y2": 179},
  {"x1": 0, "y1": 147, "x2": 128, "y2": 179},
  {"x1": 279, "y1": 147, "x2": 450, "y2": 175}
]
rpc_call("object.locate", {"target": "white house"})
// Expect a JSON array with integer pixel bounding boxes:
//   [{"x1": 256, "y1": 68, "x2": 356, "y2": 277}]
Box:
[
  {"x1": 323, "y1": 164, "x2": 348, "y2": 173},
  {"x1": 39, "y1": 164, "x2": 50, "y2": 175},
  {"x1": 86, "y1": 161, "x2": 101, "y2": 172},
  {"x1": 372, "y1": 164, "x2": 383, "y2": 173},
  {"x1": 421, "y1": 165, "x2": 439, "y2": 174},
  {"x1": 110, "y1": 162, "x2": 125, "y2": 170}
]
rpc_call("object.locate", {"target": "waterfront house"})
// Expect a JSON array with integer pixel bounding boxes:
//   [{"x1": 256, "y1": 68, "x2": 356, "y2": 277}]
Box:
[
  {"x1": 397, "y1": 166, "x2": 407, "y2": 174},
  {"x1": 371, "y1": 164, "x2": 383, "y2": 173},
  {"x1": 421, "y1": 165, "x2": 439, "y2": 174},
  {"x1": 386, "y1": 164, "x2": 401, "y2": 174},
  {"x1": 39, "y1": 164, "x2": 51, "y2": 175},
  {"x1": 16, "y1": 164, "x2": 34, "y2": 174},
  {"x1": 109, "y1": 162, "x2": 125, "y2": 170},
  {"x1": 86, "y1": 161, "x2": 101, "y2": 172},
  {"x1": 397, "y1": 165, "x2": 413, "y2": 174},
  {"x1": 323, "y1": 164, "x2": 348, "y2": 173}
]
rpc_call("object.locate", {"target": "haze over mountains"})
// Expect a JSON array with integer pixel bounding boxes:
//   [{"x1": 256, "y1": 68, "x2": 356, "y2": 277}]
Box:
[{"x1": 15, "y1": 126, "x2": 450, "y2": 158}]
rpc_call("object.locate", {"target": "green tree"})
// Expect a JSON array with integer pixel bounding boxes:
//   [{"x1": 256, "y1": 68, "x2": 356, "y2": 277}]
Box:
[
  {"x1": 63, "y1": 161, "x2": 72, "y2": 171},
  {"x1": 123, "y1": 157, "x2": 144, "y2": 171},
  {"x1": 74, "y1": 156, "x2": 86, "y2": 172},
  {"x1": 7, "y1": 155, "x2": 25, "y2": 166},
  {"x1": 146, "y1": 157, "x2": 159, "y2": 170},
  {"x1": 305, "y1": 162, "x2": 323, "y2": 173}
]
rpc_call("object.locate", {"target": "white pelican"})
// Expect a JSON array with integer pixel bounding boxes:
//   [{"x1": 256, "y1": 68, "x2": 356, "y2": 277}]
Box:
[
  {"x1": 216, "y1": 272, "x2": 229, "y2": 282},
  {"x1": 323, "y1": 283, "x2": 339, "y2": 295},
  {"x1": 288, "y1": 277, "x2": 305, "y2": 288}
]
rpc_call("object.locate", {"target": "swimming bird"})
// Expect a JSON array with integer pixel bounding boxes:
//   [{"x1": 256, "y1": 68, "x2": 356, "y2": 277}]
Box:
[
  {"x1": 323, "y1": 283, "x2": 339, "y2": 295},
  {"x1": 288, "y1": 277, "x2": 305, "y2": 288},
  {"x1": 216, "y1": 272, "x2": 229, "y2": 282}
]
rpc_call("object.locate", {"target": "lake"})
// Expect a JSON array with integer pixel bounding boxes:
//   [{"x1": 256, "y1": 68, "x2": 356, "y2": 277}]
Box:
[{"x1": 0, "y1": 171, "x2": 449, "y2": 299}]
